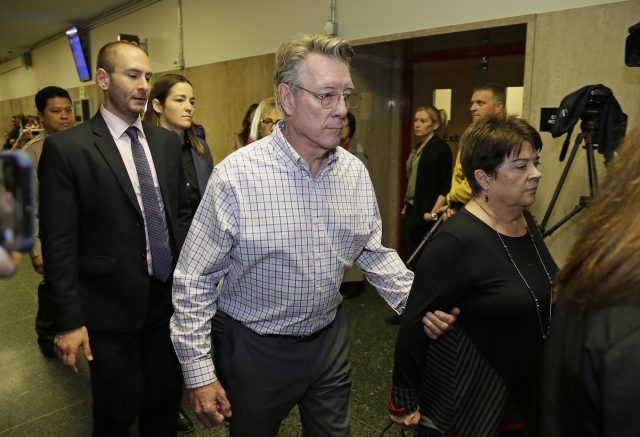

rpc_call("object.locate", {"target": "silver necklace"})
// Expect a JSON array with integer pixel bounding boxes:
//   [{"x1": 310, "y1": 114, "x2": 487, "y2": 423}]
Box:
[{"x1": 495, "y1": 228, "x2": 553, "y2": 340}]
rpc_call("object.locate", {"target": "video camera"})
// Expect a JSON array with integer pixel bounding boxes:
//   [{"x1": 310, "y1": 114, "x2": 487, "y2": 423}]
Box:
[
  {"x1": 626, "y1": 21, "x2": 640, "y2": 67},
  {"x1": 0, "y1": 151, "x2": 35, "y2": 252},
  {"x1": 551, "y1": 84, "x2": 627, "y2": 164}
]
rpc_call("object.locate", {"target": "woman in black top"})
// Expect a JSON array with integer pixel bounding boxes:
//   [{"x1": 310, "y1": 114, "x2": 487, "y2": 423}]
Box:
[
  {"x1": 144, "y1": 74, "x2": 214, "y2": 218},
  {"x1": 403, "y1": 106, "x2": 452, "y2": 262},
  {"x1": 531, "y1": 124, "x2": 640, "y2": 436},
  {"x1": 390, "y1": 114, "x2": 556, "y2": 436},
  {"x1": 143, "y1": 74, "x2": 215, "y2": 432}
]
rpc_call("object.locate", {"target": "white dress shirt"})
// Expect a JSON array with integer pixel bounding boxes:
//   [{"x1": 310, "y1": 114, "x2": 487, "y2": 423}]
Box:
[{"x1": 170, "y1": 123, "x2": 414, "y2": 388}]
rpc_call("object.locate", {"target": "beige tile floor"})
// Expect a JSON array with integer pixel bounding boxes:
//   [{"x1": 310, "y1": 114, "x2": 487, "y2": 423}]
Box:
[{"x1": 0, "y1": 264, "x2": 401, "y2": 436}]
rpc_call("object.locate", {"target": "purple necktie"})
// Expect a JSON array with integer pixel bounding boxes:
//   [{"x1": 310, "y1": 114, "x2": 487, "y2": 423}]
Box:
[{"x1": 125, "y1": 126, "x2": 173, "y2": 282}]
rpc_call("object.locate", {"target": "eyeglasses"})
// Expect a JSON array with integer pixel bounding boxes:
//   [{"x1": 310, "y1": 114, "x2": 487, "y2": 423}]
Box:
[
  {"x1": 292, "y1": 84, "x2": 361, "y2": 109},
  {"x1": 260, "y1": 118, "x2": 282, "y2": 127}
]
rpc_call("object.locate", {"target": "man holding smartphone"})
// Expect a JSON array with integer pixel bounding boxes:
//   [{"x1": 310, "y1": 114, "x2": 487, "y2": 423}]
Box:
[{"x1": 22, "y1": 86, "x2": 73, "y2": 357}]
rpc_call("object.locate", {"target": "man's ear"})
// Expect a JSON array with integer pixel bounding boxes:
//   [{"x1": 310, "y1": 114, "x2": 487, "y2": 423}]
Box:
[
  {"x1": 95, "y1": 68, "x2": 110, "y2": 91},
  {"x1": 495, "y1": 101, "x2": 505, "y2": 113},
  {"x1": 474, "y1": 169, "x2": 492, "y2": 191},
  {"x1": 151, "y1": 99, "x2": 163, "y2": 114},
  {"x1": 277, "y1": 83, "x2": 294, "y2": 117}
]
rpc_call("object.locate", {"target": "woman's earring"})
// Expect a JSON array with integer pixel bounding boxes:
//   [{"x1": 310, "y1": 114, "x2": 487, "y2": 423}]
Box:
[{"x1": 484, "y1": 190, "x2": 489, "y2": 203}]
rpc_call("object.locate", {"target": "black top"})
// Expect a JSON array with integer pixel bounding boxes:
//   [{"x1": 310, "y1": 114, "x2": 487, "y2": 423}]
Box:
[
  {"x1": 530, "y1": 301, "x2": 640, "y2": 436},
  {"x1": 181, "y1": 138, "x2": 201, "y2": 215},
  {"x1": 410, "y1": 135, "x2": 452, "y2": 214},
  {"x1": 404, "y1": 135, "x2": 452, "y2": 260},
  {"x1": 393, "y1": 208, "x2": 557, "y2": 434}
]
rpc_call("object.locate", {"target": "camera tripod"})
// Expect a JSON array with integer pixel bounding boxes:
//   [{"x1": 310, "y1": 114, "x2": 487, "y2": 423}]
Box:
[
  {"x1": 406, "y1": 209, "x2": 447, "y2": 267},
  {"x1": 539, "y1": 129, "x2": 599, "y2": 238}
]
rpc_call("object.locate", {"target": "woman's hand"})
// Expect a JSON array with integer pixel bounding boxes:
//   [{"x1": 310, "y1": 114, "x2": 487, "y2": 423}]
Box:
[
  {"x1": 390, "y1": 409, "x2": 421, "y2": 429},
  {"x1": 422, "y1": 211, "x2": 439, "y2": 222},
  {"x1": 0, "y1": 247, "x2": 20, "y2": 277},
  {"x1": 432, "y1": 195, "x2": 447, "y2": 213},
  {"x1": 11, "y1": 129, "x2": 35, "y2": 150}
]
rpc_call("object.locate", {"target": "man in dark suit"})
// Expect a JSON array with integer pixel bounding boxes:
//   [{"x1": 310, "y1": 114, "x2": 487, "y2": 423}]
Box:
[{"x1": 39, "y1": 41, "x2": 191, "y2": 436}]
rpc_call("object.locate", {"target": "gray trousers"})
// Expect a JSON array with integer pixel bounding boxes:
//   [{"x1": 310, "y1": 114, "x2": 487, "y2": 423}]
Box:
[{"x1": 220, "y1": 307, "x2": 352, "y2": 437}]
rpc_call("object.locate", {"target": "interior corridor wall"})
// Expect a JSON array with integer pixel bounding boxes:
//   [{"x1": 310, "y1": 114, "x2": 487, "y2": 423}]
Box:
[
  {"x1": 0, "y1": 0, "x2": 638, "y2": 262},
  {"x1": 0, "y1": 0, "x2": 628, "y2": 101},
  {"x1": 527, "y1": 1, "x2": 640, "y2": 265}
]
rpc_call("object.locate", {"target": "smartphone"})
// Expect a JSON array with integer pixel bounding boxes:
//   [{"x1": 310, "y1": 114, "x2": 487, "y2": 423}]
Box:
[
  {"x1": 0, "y1": 151, "x2": 35, "y2": 251},
  {"x1": 29, "y1": 129, "x2": 42, "y2": 137}
]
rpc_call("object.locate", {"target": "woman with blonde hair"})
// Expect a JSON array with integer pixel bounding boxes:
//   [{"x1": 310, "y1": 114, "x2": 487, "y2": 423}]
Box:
[
  {"x1": 532, "y1": 124, "x2": 640, "y2": 436},
  {"x1": 402, "y1": 105, "x2": 452, "y2": 261},
  {"x1": 143, "y1": 73, "x2": 213, "y2": 216},
  {"x1": 249, "y1": 97, "x2": 282, "y2": 143}
]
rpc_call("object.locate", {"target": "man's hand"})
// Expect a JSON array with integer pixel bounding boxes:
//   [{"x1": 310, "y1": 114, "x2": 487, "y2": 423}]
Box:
[
  {"x1": 433, "y1": 204, "x2": 457, "y2": 221},
  {"x1": 31, "y1": 255, "x2": 44, "y2": 274},
  {"x1": 432, "y1": 195, "x2": 447, "y2": 213},
  {"x1": 188, "y1": 381, "x2": 232, "y2": 428},
  {"x1": 54, "y1": 326, "x2": 93, "y2": 373},
  {"x1": 390, "y1": 409, "x2": 420, "y2": 429},
  {"x1": 422, "y1": 307, "x2": 461, "y2": 340},
  {"x1": 432, "y1": 196, "x2": 457, "y2": 222}
]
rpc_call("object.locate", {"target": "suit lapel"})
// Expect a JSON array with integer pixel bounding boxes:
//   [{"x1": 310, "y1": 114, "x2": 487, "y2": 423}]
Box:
[{"x1": 91, "y1": 113, "x2": 141, "y2": 215}]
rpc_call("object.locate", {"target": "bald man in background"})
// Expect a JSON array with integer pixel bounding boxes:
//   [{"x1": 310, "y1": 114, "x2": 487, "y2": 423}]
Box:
[{"x1": 433, "y1": 83, "x2": 505, "y2": 219}]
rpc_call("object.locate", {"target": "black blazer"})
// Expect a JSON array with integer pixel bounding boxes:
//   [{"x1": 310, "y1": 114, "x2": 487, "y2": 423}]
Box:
[
  {"x1": 531, "y1": 301, "x2": 640, "y2": 436},
  {"x1": 409, "y1": 135, "x2": 452, "y2": 223},
  {"x1": 190, "y1": 138, "x2": 214, "y2": 197},
  {"x1": 39, "y1": 112, "x2": 191, "y2": 333}
]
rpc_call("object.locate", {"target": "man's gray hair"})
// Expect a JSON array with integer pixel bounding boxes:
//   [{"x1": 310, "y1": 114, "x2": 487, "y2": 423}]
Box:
[{"x1": 274, "y1": 34, "x2": 354, "y2": 111}]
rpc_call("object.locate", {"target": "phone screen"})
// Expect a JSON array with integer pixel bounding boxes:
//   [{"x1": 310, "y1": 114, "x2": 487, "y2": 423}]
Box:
[{"x1": 0, "y1": 151, "x2": 34, "y2": 251}]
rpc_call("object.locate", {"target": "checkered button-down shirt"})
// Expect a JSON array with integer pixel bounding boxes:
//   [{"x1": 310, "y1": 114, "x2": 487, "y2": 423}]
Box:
[{"x1": 170, "y1": 124, "x2": 413, "y2": 388}]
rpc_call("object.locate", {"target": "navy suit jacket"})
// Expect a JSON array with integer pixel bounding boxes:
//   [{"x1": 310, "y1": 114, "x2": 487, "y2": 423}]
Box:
[{"x1": 39, "y1": 112, "x2": 191, "y2": 333}]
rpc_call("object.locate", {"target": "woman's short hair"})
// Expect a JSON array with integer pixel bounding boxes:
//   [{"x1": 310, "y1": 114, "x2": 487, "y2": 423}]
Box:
[
  {"x1": 250, "y1": 97, "x2": 280, "y2": 141},
  {"x1": 142, "y1": 73, "x2": 206, "y2": 157},
  {"x1": 24, "y1": 115, "x2": 40, "y2": 128},
  {"x1": 273, "y1": 34, "x2": 354, "y2": 112},
  {"x1": 415, "y1": 105, "x2": 448, "y2": 131},
  {"x1": 461, "y1": 114, "x2": 542, "y2": 195},
  {"x1": 556, "y1": 123, "x2": 640, "y2": 309}
]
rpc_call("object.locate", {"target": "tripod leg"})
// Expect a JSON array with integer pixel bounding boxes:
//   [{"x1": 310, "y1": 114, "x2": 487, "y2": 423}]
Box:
[
  {"x1": 540, "y1": 133, "x2": 584, "y2": 231},
  {"x1": 406, "y1": 216, "x2": 446, "y2": 267},
  {"x1": 585, "y1": 136, "x2": 599, "y2": 194},
  {"x1": 542, "y1": 204, "x2": 585, "y2": 238}
]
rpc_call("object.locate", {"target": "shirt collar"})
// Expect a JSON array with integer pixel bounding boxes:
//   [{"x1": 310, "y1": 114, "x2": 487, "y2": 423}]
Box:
[
  {"x1": 271, "y1": 121, "x2": 339, "y2": 172},
  {"x1": 100, "y1": 105, "x2": 144, "y2": 140}
]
